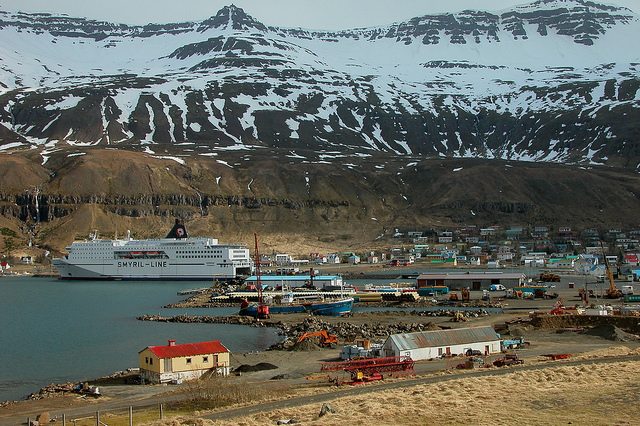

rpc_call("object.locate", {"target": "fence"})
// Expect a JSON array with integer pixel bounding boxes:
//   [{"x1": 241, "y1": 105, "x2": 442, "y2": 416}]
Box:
[{"x1": 28, "y1": 403, "x2": 167, "y2": 426}]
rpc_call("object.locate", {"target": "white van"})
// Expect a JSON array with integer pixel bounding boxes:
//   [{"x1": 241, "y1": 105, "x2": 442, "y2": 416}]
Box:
[
  {"x1": 489, "y1": 284, "x2": 506, "y2": 291},
  {"x1": 621, "y1": 285, "x2": 634, "y2": 295}
]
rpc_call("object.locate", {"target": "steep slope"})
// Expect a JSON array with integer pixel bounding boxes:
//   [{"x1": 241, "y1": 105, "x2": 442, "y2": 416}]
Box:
[
  {"x1": 2, "y1": 148, "x2": 640, "y2": 254},
  {"x1": 0, "y1": 1, "x2": 638, "y2": 168}
]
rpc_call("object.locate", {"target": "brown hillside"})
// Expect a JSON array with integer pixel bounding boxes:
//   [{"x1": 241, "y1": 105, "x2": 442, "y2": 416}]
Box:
[{"x1": 1, "y1": 147, "x2": 640, "y2": 255}]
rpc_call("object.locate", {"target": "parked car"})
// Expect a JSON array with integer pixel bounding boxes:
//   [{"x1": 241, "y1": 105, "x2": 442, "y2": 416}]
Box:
[{"x1": 489, "y1": 284, "x2": 506, "y2": 291}]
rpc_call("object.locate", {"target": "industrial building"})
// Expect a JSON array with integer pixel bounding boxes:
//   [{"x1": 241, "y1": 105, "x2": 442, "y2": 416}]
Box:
[
  {"x1": 138, "y1": 339, "x2": 230, "y2": 384},
  {"x1": 416, "y1": 272, "x2": 525, "y2": 290},
  {"x1": 382, "y1": 326, "x2": 501, "y2": 360},
  {"x1": 245, "y1": 274, "x2": 344, "y2": 290}
]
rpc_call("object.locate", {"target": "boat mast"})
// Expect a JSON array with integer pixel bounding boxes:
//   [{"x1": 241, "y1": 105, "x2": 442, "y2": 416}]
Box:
[
  {"x1": 255, "y1": 233, "x2": 262, "y2": 305},
  {"x1": 254, "y1": 233, "x2": 270, "y2": 319}
]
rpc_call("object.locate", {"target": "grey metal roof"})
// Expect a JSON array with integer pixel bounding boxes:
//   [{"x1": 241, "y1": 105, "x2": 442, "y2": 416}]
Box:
[
  {"x1": 388, "y1": 326, "x2": 500, "y2": 350},
  {"x1": 246, "y1": 275, "x2": 339, "y2": 281},
  {"x1": 417, "y1": 272, "x2": 524, "y2": 280}
]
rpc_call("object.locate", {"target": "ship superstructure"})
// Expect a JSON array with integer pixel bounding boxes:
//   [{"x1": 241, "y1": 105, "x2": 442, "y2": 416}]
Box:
[{"x1": 52, "y1": 225, "x2": 251, "y2": 280}]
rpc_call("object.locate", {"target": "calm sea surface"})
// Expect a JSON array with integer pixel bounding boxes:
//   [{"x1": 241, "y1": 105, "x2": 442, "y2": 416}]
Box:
[{"x1": 0, "y1": 277, "x2": 280, "y2": 402}]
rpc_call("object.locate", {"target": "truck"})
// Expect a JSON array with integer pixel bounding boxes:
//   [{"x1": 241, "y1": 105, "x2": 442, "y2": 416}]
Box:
[
  {"x1": 501, "y1": 337, "x2": 529, "y2": 350},
  {"x1": 493, "y1": 353, "x2": 524, "y2": 367},
  {"x1": 621, "y1": 285, "x2": 634, "y2": 295}
]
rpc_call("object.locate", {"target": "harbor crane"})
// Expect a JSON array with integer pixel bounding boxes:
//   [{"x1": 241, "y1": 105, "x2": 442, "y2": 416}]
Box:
[{"x1": 601, "y1": 242, "x2": 622, "y2": 299}]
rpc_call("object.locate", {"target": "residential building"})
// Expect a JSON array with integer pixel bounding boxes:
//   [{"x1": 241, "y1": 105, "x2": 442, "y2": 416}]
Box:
[
  {"x1": 275, "y1": 254, "x2": 292, "y2": 264},
  {"x1": 139, "y1": 339, "x2": 230, "y2": 384},
  {"x1": 480, "y1": 228, "x2": 496, "y2": 237}
]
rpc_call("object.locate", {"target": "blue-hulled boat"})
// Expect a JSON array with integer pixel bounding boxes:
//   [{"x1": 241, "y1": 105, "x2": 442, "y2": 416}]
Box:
[{"x1": 239, "y1": 297, "x2": 354, "y2": 317}]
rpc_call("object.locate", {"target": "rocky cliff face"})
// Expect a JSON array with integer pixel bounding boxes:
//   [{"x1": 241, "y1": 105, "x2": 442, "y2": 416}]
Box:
[{"x1": 1, "y1": 148, "x2": 640, "y2": 254}]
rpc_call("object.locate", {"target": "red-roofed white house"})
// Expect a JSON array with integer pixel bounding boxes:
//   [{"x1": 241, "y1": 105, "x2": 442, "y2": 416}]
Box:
[{"x1": 138, "y1": 339, "x2": 230, "y2": 384}]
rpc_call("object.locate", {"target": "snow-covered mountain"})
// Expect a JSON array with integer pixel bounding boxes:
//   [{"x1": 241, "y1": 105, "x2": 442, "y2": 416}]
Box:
[{"x1": 0, "y1": 0, "x2": 639, "y2": 168}]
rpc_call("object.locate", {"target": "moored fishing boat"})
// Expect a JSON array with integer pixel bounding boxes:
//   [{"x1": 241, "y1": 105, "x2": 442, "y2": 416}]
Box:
[{"x1": 239, "y1": 296, "x2": 354, "y2": 317}]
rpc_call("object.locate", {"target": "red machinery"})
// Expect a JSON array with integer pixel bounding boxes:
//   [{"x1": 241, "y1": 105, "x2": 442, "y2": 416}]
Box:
[
  {"x1": 321, "y1": 356, "x2": 415, "y2": 374},
  {"x1": 549, "y1": 299, "x2": 565, "y2": 315},
  {"x1": 542, "y1": 353, "x2": 572, "y2": 360},
  {"x1": 321, "y1": 356, "x2": 414, "y2": 385},
  {"x1": 254, "y1": 233, "x2": 270, "y2": 319}
]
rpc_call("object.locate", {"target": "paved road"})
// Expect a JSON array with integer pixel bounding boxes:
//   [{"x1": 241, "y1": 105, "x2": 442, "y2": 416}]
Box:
[{"x1": 202, "y1": 354, "x2": 639, "y2": 422}]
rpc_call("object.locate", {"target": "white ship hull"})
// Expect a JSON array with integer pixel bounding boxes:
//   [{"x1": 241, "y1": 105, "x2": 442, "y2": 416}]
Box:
[{"x1": 52, "y1": 235, "x2": 252, "y2": 281}]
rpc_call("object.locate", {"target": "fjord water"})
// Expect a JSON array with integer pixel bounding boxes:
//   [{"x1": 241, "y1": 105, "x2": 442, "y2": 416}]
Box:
[{"x1": 0, "y1": 277, "x2": 280, "y2": 402}]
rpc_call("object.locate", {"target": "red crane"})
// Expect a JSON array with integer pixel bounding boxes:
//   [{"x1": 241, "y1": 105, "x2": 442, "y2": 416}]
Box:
[{"x1": 254, "y1": 233, "x2": 270, "y2": 319}]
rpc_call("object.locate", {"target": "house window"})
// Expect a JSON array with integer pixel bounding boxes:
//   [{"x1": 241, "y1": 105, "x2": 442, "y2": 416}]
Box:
[
  {"x1": 145, "y1": 357, "x2": 149, "y2": 364},
  {"x1": 149, "y1": 358, "x2": 153, "y2": 365},
  {"x1": 203, "y1": 356, "x2": 209, "y2": 363},
  {"x1": 438, "y1": 348, "x2": 443, "y2": 357},
  {"x1": 186, "y1": 358, "x2": 192, "y2": 364}
]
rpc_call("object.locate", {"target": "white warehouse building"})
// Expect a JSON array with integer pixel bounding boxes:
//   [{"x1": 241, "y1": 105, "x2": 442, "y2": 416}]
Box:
[{"x1": 382, "y1": 326, "x2": 501, "y2": 360}]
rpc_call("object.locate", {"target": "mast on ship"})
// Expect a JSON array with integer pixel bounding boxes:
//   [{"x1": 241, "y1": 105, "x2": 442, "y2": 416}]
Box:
[{"x1": 254, "y1": 233, "x2": 270, "y2": 319}]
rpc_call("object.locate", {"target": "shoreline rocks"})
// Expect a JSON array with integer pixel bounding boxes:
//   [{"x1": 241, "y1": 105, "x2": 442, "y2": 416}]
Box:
[{"x1": 136, "y1": 314, "x2": 443, "y2": 350}]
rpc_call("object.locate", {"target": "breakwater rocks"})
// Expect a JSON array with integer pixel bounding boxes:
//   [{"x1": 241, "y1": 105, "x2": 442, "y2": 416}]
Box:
[
  {"x1": 410, "y1": 309, "x2": 494, "y2": 318},
  {"x1": 137, "y1": 314, "x2": 439, "y2": 351},
  {"x1": 26, "y1": 382, "x2": 78, "y2": 400},
  {"x1": 136, "y1": 314, "x2": 269, "y2": 327},
  {"x1": 272, "y1": 317, "x2": 438, "y2": 351}
]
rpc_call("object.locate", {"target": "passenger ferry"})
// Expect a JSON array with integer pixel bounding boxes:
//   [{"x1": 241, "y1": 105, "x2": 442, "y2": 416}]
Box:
[{"x1": 52, "y1": 220, "x2": 252, "y2": 280}]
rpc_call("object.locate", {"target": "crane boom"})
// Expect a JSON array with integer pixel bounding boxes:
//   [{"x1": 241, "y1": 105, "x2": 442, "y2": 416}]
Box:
[{"x1": 601, "y1": 241, "x2": 622, "y2": 299}]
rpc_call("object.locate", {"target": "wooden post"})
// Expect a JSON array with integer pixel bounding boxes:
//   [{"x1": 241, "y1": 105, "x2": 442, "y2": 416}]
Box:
[
  {"x1": 27, "y1": 418, "x2": 30, "y2": 426},
  {"x1": 129, "y1": 406, "x2": 133, "y2": 426},
  {"x1": 159, "y1": 403, "x2": 164, "y2": 419},
  {"x1": 62, "y1": 413, "x2": 66, "y2": 426},
  {"x1": 96, "y1": 411, "x2": 100, "y2": 426}
]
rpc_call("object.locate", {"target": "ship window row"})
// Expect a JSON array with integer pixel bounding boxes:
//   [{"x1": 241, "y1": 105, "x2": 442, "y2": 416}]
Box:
[
  {"x1": 177, "y1": 250, "x2": 223, "y2": 254},
  {"x1": 178, "y1": 255, "x2": 224, "y2": 259}
]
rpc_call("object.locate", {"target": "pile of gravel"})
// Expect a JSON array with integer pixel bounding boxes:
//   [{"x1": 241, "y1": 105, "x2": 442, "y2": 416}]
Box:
[
  {"x1": 234, "y1": 362, "x2": 278, "y2": 373},
  {"x1": 584, "y1": 324, "x2": 640, "y2": 342}
]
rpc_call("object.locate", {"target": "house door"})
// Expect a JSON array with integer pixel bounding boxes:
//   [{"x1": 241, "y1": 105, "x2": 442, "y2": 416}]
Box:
[
  {"x1": 163, "y1": 358, "x2": 172, "y2": 372},
  {"x1": 446, "y1": 347, "x2": 451, "y2": 356},
  {"x1": 472, "y1": 281, "x2": 481, "y2": 290},
  {"x1": 484, "y1": 345, "x2": 490, "y2": 355}
]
